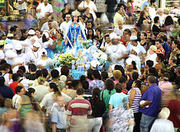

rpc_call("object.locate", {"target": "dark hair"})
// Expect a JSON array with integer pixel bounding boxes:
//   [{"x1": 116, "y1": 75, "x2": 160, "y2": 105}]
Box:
[
  {"x1": 139, "y1": 11, "x2": 145, "y2": 18},
  {"x1": 149, "y1": 67, "x2": 159, "y2": 77},
  {"x1": 124, "y1": 29, "x2": 131, "y2": 36},
  {"x1": 87, "y1": 69, "x2": 94, "y2": 80},
  {"x1": 21, "y1": 29, "x2": 27, "y2": 34},
  {"x1": 147, "y1": 75, "x2": 156, "y2": 84},
  {"x1": 80, "y1": 75, "x2": 86, "y2": 82},
  {"x1": 132, "y1": 72, "x2": 139, "y2": 80},
  {"x1": 101, "y1": 71, "x2": 109, "y2": 81},
  {"x1": 93, "y1": 70, "x2": 101, "y2": 80},
  {"x1": 92, "y1": 88, "x2": 100, "y2": 101},
  {"x1": 71, "y1": 80, "x2": 80, "y2": 89},
  {"x1": 41, "y1": 68, "x2": 48, "y2": 78},
  {"x1": 0, "y1": 76, "x2": 5, "y2": 86},
  {"x1": 51, "y1": 69, "x2": 59, "y2": 78},
  {"x1": 42, "y1": 34, "x2": 49, "y2": 43},
  {"x1": 28, "y1": 64, "x2": 37, "y2": 72},
  {"x1": 164, "y1": 16, "x2": 173, "y2": 26},
  {"x1": 114, "y1": 65, "x2": 125, "y2": 77},
  {"x1": 61, "y1": 65, "x2": 69, "y2": 76},
  {"x1": 17, "y1": 69, "x2": 24, "y2": 77},
  {"x1": 156, "y1": 54, "x2": 164, "y2": 62},
  {"x1": 72, "y1": 16, "x2": 79, "y2": 22},
  {"x1": 115, "y1": 83, "x2": 122, "y2": 93},
  {"x1": 154, "y1": 16, "x2": 159, "y2": 23},
  {"x1": 12, "y1": 73, "x2": 19, "y2": 82},
  {"x1": 134, "y1": 80, "x2": 141, "y2": 89},
  {"x1": 26, "y1": 88, "x2": 35, "y2": 97},
  {"x1": 82, "y1": 80, "x2": 89, "y2": 90},
  {"x1": 76, "y1": 88, "x2": 85, "y2": 95},
  {"x1": 49, "y1": 82, "x2": 59, "y2": 92},
  {"x1": 36, "y1": 70, "x2": 42, "y2": 78},
  {"x1": 18, "y1": 66, "x2": 26, "y2": 73},
  {"x1": 146, "y1": 60, "x2": 154, "y2": 68},
  {"x1": 116, "y1": 3, "x2": 126, "y2": 12},
  {"x1": 119, "y1": 76, "x2": 127, "y2": 83},
  {"x1": 132, "y1": 61, "x2": 137, "y2": 70},
  {"x1": 87, "y1": 28, "x2": 94, "y2": 40},
  {"x1": 15, "y1": 86, "x2": 23, "y2": 94},
  {"x1": 105, "y1": 79, "x2": 114, "y2": 94}
]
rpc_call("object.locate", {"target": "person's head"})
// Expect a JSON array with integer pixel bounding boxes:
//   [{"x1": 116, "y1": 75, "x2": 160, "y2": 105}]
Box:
[
  {"x1": 87, "y1": 69, "x2": 93, "y2": 80},
  {"x1": 26, "y1": 88, "x2": 35, "y2": 98},
  {"x1": 64, "y1": 3, "x2": 71, "y2": 10},
  {"x1": 156, "y1": 53, "x2": 164, "y2": 62},
  {"x1": 116, "y1": 3, "x2": 126, "y2": 14},
  {"x1": 132, "y1": 71, "x2": 139, "y2": 80},
  {"x1": 114, "y1": 65, "x2": 125, "y2": 76},
  {"x1": 132, "y1": 80, "x2": 141, "y2": 89},
  {"x1": 104, "y1": 34, "x2": 111, "y2": 43},
  {"x1": 146, "y1": 60, "x2": 154, "y2": 68},
  {"x1": 158, "y1": 107, "x2": 170, "y2": 119},
  {"x1": 82, "y1": 80, "x2": 89, "y2": 90},
  {"x1": 65, "y1": 14, "x2": 71, "y2": 22},
  {"x1": 28, "y1": 64, "x2": 37, "y2": 73},
  {"x1": 123, "y1": 29, "x2": 131, "y2": 41},
  {"x1": 92, "y1": 88, "x2": 101, "y2": 100},
  {"x1": 155, "y1": 39, "x2": 162, "y2": 49},
  {"x1": 86, "y1": 21, "x2": 92, "y2": 29},
  {"x1": 51, "y1": 69, "x2": 59, "y2": 79},
  {"x1": 71, "y1": 80, "x2": 82, "y2": 90},
  {"x1": 113, "y1": 70, "x2": 122, "y2": 80},
  {"x1": 92, "y1": 70, "x2": 101, "y2": 80},
  {"x1": 154, "y1": 16, "x2": 160, "y2": 24},
  {"x1": 15, "y1": 86, "x2": 25, "y2": 96},
  {"x1": 43, "y1": 0, "x2": 49, "y2": 5},
  {"x1": 95, "y1": 28, "x2": 101, "y2": 36},
  {"x1": 119, "y1": 76, "x2": 127, "y2": 88},
  {"x1": 140, "y1": 32, "x2": 147, "y2": 40},
  {"x1": 12, "y1": 73, "x2": 20, "y2": 82},
  {"x1": 87, "y1": 28, "x2": 94, "y2": 39},
  {"x1": 164, "y1": 16, "x2": 173, "y2": 26},
  {"x1": 115, "y1": 83, "x2": 122, "y2": 93},
  {"x1": 85, "y1": 8, "x2": 90, "y2": 14},
  {"x1": 105, "y1": 79, "x2": 114, "y2": 93},
  {"x1": 4, "y1": 99, "x2": 12, "y2": 108},
  {"x1": 76, "y1": 88, "x2": 84, "y2": 95},
  {"x1": 169, "y1": 56, "x2": 177, "y2": 65},
  {"x1": 147, "y1": 75, "x2": 156, "y2": 85},
  {"x1": 61, "y1": 65, "x2": 69, "y2": 76},
  {"x1": 118, "y1": 20, "x2": 123, "y2": 29},
  {"x1": 55, "y1": 95, "x2": 64, "y2": 106},
  {"x1": 49, "y1": 82, "x2": 59, "y2": 93},
  {"x1": 41, "y1": 68, "x2": 48, "y2": 78},
  {"x1": 101, "y1": 71, "x2": 109, "y2": 81}
]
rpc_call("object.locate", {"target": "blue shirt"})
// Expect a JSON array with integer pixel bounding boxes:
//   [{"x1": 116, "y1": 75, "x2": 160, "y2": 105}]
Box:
[
  {"x1": 141, "y1": 1, "x2": 150, "y2": 10},
  {"x1": 162, "y1": 42, "x2": 171, "y2": 53},
  {"x1": 0, "y1": 86, "x2": 14, "y2": 99},
  {"x1": 139, "y1": 84, "x2": 161, "y2": 117},
  {"x1": 109, "y1": 93, "x2": 129, "y2": 108},
  {"x1": 51, "y1": 103, "x2": 67, "y2": 129}
]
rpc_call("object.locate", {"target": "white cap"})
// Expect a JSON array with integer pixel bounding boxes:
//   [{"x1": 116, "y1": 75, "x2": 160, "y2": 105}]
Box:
[
  {"x1": 130, "y1": 36, "x2": 138, "y2": 41},
  {"x1": 28, "y1": 29, "x2": 35, "y2": 35},
  {"x1": 5, "y1": 50, "x2": 17, "y2": 58},
  {"x1": 110, "y1": 32, "x2": 119, "y2": 40},
  {"x1": 33, "y1": 42, "x2": 41, "y2": 48},
  {"x1": 15, "y1": 44, "x2": 22, "y2": 50}
]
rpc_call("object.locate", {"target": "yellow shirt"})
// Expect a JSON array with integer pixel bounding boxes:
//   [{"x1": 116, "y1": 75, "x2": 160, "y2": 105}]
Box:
[{"x1": 113, "y1": 12, "x2": 124, "y2": 28}]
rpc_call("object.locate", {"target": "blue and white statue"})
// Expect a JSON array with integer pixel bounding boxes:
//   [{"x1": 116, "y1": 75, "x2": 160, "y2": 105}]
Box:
[{"x1": 65, "y1": 10, "x2": 86, "y2": 48}]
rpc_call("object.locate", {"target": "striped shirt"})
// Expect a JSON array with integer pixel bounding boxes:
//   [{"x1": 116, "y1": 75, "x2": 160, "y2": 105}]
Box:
[
  {"x1": 128, "y1": 87, "x2": 142, "y2": 113},
  {"x1": 67, "y1": 98, "x2": 92, "y2": 116}
]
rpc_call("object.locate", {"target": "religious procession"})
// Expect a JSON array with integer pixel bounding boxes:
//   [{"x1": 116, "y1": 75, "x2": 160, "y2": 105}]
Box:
[{"x1": 0, "y1": 0, "x2": 179, "y2": 131}]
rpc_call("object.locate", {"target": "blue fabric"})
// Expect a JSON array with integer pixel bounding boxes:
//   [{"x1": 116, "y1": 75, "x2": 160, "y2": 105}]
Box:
[
  {"x1": 139, "y1": 84, "x2": 161, "y2": 117},
  {"x1": 141, "y1": 1, "x2": 150, "y2": 10},
  {"x1": 162, "y1": 42, "x2": 171, "y2": 53},
  {"x1": 66, "y1": 23, "x2": 86, "y2": 48},
  {"x1": 109, "y1": 93, "x2": 128, "y2": 109},
  {"x1": 0, "y1": 86, "x2": 14, "y2": 99},
  {"x1": 140, "y1": 114, "x2": 156, "y2": 132},
  {"x1": 45, "y1": 48, "x2": 55, "y2": 59}
]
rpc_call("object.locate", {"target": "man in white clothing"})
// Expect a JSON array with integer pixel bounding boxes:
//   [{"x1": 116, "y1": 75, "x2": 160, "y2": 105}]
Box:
[
  {"x1": 36, "y1": 0, "x2": 53, "y2": 19},
  {"x1": 60, "y1": 14, "x2": 72, "y2": 37},
  {"x1": 106, "y1": 33, "x2": 128, "y2": 68},
  {"x1": 17, "y1": 0, "x2": 27, "y2": 15}
]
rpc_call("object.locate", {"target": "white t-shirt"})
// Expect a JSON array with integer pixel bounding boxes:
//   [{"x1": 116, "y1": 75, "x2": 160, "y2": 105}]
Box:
[
  {"x1": 17, "y1": 0, "x2": 27, "y2": 10},
  {"x1": 60, "y1": 21, "x2": 68, "y2": 36},
  {"x1": 0, "y1": 50, "x2": 5, "y2": 60},
  {"x1": 78, "y1": 1, "x2": 97, "y2": 20},
  {"x1": 106, "y1": 43, "x2": 128, "y2": 67},
  {"x1": 145, "y1": 50, "x2": 157, "y2": 67},
  {"x1": 12, "y1": 94, "x2": 22, "y2": 109},
  {"x1": 36, "y1": 3, "x2": 53, "y2": 19}
]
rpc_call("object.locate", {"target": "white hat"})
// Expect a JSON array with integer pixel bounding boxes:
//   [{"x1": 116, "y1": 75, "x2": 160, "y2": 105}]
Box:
[
  {"x1": 15, "y1": 44, "x2": 22, "y2": 50},
  {"x1": 72, "y1": 10, "x2": 81, "y2": 16},
  {"x1": 158, "y1": 107, "x2": 170, "y2": 119},
  {"x1": 28, "y1": 29, "x2": 35, "y2": 35},
  {"x1": 5, "y1": 50, "x2": 17, "y2": 58},
  {"x1": 60, "y1": 75, "x2": 67, "y2": 82},
  {"x1": 7, "y1": 33, "x2": 14, "y2": 38},
  {"x1": 110, "y1": 32, "x2": 119, "y2": 40},
  {"x1": 33, "y1": 42, "x2": 41, "y2": 48},
  {"x1": 130, "y1": 36, "x2": 138, "y2": 41}
]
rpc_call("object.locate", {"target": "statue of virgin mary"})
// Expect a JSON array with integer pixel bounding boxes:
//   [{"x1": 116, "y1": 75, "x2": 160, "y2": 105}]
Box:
[{"x1": 65, "y1": 10, "x2": 86, "y2": 48}]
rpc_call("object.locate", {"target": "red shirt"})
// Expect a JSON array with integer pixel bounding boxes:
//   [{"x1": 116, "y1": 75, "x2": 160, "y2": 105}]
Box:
[
  {"x1": 168, "y1": 99, "x2": 180, "y2": 128},
  {"x1": 67, "y1": 98, "x2": 92, "y2": 116},
  {"x1": 9, "y1": 82, "x2": 19, "y2": 94}
]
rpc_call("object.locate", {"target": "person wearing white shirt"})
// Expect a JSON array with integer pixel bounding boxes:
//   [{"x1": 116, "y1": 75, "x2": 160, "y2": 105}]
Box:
[
  {"x1": 60, "y1": 14, "x2": 72, "y2": 37},
  {"x1": 0, "y1": 40, "x2": 5, "y2": 60},
  {"x1": 114, "y1": 20, "x2": 125, "y2": 37},
  {"x1": 156, "y1": 9, "x2": 166, "y2": 26},
  {"x1": 17, "y1": 0, "x2": 27, "y2": 15},
  {"x1": 36, "y1": 0, "x2": 53, "y2": 19},
  {"x1": 78, "y1": 0, "x2": 97, "y2": 20},
  {"x1": 100, "y1": 34, "x2": 112, "y2": 52},
  {"x1": 12, "y1": 86, "x2": 26, "y2": 109},
  {"x1": 106, "y1": 33, "x2": 128, "y2": 68},
  {"x1": 127, "y1": 36, "x2": 146, "y2": 55},
  {"x1": 145, "y1": 45, "x2": 157, "y2": 67}
]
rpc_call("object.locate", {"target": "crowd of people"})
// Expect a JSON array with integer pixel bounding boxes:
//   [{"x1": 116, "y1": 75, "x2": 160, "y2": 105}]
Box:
[{"x1": 0, "y1": 0, "x2": 180, "y2": 132}]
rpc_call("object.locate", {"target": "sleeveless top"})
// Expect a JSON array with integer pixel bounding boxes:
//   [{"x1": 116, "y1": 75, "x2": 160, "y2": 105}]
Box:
[{"x1": 128, "y1": 87, "x2": 142, "y2": 113}]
